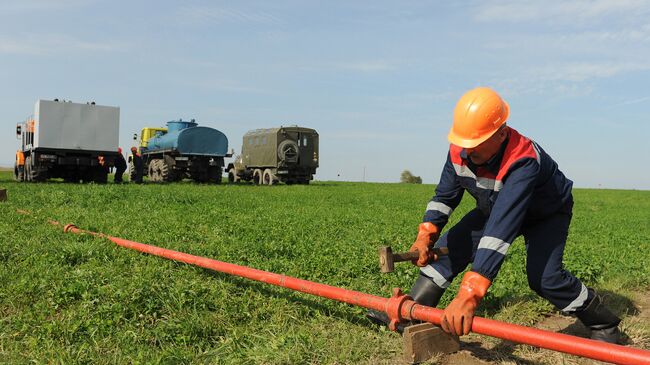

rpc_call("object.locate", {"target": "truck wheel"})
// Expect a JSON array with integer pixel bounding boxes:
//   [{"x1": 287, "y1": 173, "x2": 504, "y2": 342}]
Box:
[
  {"x1": 208, "y1": 166, "x2": 222, "y2": 184},
  {"x1": 149, "y1": 159, "x2": 163, "y2": 182},
  {"x1": 148, "y1": 160, "x2": 157, "y2": 182},
  {"x1": 262, "y1": 169, "x2": 276, "y2": 186},
  {"x1": 252, "y1": 169, "x2": 263, "y2": 185},
  {"x1": 278, "y1": 140, "x2": 299, "y2": 163},
  {"x1": 161, "y1": 159, "x2": 175, "y2": 182},
  {"x1": 128, "y1": 161, "x2": 137, "y2": 182},
  {"x1": 228, "y1": 168, "x2": 239, "y2": 184}
]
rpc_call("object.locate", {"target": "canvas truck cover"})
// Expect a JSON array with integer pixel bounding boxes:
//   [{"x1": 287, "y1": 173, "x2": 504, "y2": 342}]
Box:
[{"x1": 33, "y1": 100, "x2": 120, "y2": 152}]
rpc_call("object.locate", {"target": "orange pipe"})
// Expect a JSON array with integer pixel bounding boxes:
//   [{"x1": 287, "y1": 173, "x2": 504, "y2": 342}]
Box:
[{"x1": 55, "y1": 222, "x2": 650, "y2": 365}]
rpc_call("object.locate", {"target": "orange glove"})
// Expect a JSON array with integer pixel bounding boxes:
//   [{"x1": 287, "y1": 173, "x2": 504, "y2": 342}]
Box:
[
  {"x1": 409, "y1": 222, "x2": 440, "y2": 267},
  {"x1": 440, "y1": 271, "x2": 491, "y2": 336}
]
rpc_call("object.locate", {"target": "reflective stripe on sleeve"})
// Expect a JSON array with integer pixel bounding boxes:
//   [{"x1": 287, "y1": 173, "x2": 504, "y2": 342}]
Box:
[
  {"x1": 477, "y1": 236, "x2": 510, "y2": 255},
  {"x1": 426, "y1": 201, "x2": 453, "y2": 216},
  {"x1": 452, "y1": 163, "x2": 475, "y2": 179},
  {"x1": 476, "y1": 177, "x2": 504, "y2": 192},
  {"x1": 531, "y1": 141, "x2": 542, "y2": 164}
]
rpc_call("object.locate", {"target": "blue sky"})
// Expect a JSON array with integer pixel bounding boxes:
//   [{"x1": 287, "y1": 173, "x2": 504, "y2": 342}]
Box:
[{"x1": 2, "y1": 0, "x2": 649, "y2": 189}]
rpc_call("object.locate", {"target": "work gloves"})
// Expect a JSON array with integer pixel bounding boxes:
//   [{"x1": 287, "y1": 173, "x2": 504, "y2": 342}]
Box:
[
  {"x1": 440, "y1": 271, "x2": 491, "y2": 336},
  {"x1": 409, "y1": 222, "x2": 440, "y2": 267}
]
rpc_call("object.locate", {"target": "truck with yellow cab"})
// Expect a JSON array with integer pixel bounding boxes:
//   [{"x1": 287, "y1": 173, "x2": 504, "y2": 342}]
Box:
[{"x1": 131, "y1": 119, "x2": 231, "y2": 183}]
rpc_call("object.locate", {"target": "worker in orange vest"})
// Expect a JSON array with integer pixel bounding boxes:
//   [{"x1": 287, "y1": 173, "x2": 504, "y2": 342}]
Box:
[{"x1": 368, "y1": 87, "x2": 620, "y2": 343}]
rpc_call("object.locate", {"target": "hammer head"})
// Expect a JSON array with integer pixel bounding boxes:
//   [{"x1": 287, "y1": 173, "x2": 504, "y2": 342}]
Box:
[{"x1": 378, "y1": 246, "x2": 394, "y2": 273}]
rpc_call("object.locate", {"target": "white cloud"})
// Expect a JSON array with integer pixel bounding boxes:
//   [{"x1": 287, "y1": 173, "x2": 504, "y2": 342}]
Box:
[
  {"x1": 610, "y1": 95, "x2": 650, "y2": 106},
  {"x1": 177, "y1": 5, "x2": 283, "y2": 26},
  {"x1": 0, "y1": 0, "x2": 93, "y2": 14},
  {"x1": 475, "y1": 0, "x2": 650, "y2": 23},
  {"x1": 492, "y1": 61, "x2": 650, "y2": 96},
  {"x1": 0, "y1": 34, "x2": 127, "y2": 55},
  {"x1": 336, "y1": 60, "x2": 397, "y2": 72},
  {"x1": 536, "y1": 61, "x2": 650, "y2": 82},
  {"x1": 299, "y1": 59, "x2": 403, "y2": 73}
]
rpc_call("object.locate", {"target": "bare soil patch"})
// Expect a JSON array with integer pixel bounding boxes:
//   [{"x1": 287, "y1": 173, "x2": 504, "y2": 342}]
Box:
[{"x1": 415, "y1": 288, "x2": 650, "y2": 364}]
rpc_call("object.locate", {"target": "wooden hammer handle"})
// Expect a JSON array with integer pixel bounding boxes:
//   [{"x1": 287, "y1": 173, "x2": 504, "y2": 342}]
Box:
[{"x1": 393, "y1": 247, "x2": 449, "y2": 263}]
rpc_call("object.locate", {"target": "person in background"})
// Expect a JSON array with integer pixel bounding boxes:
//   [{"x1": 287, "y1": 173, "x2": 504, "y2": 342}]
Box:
[
  {"x1": 114, "y1": 147, "x2": 127, "y2": 183},
  {"x1": 130, "y1": 146, "x2": 144, "y2": 184},
  {"x1": 367, "y1": 87, "x2": 621, "y2": 344}
]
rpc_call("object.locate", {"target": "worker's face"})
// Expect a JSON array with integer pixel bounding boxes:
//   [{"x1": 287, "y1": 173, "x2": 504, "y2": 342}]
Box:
[{"x1": 465, "y1": 126, "x2": 508, "y2": 165}]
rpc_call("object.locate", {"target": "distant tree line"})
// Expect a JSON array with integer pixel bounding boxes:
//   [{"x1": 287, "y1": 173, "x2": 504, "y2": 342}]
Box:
[{"x1": 400, "y1": 170, "x2": 422, "y2": 184}]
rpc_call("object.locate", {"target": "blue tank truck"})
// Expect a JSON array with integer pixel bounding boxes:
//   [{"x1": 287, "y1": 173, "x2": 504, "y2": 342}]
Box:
[{"x1": 130, "y1": 119, "x2": 231, "y2": 183}]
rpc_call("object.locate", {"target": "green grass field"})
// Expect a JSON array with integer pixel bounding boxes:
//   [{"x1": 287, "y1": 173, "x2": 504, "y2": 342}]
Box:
[{"x1": 1, "y1": 171, "x2": 649, "y2": 364}]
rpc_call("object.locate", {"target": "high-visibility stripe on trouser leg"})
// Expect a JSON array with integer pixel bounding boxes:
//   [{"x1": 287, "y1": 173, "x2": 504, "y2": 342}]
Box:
[
  {"x1": 420, "y1": 263, "x2": 451, "y2": 288},
  {"x1": 562, "y1": 284, "x2": 589, "y2": 312}
]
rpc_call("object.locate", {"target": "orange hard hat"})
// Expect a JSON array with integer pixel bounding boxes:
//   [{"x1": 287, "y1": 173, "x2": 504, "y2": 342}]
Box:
[{"x1": 448, "y1": 87, "x2": 510, "y2": 148}]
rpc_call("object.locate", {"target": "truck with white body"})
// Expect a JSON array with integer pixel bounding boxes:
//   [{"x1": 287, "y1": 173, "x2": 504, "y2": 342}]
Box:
[{"x1": 14, "y1": 99, "x2": 120, "y2": 183}]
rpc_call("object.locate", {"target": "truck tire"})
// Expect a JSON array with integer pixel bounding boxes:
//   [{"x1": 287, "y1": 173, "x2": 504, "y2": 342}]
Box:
[
  {"x1": 278, "y1": 140, "x2": 299, "y2": 163},
  {"x1": 262, "y1": 169, "x2": 276, "y2": 186},
  {"x1": 252, "y1": 169, "x2": 263, "y2": 185},
  {"x1": 208, "y1": 166, "x2": 222, "y2": 184},
  {"x1": 128, "y1": 161, "x2": 137, "y2": 182},
  {"x1": 148, "y1": 160, "x2": 157, "y2": 182},
  {"x1": 149, "y1": 159, "x2": 163, "y2": 182},
  {"x1": 161, "y1": 159, "x2": 175, "y2": 182},
  {"x1": 228, "y1": 168, "x2": 239, "y2": 183}
]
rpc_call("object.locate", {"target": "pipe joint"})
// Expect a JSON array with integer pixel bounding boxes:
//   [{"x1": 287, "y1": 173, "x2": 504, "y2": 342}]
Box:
[
  {"x1": 385, "y1": 287, "x2": 413, "y2": 332},
  {"x1": 63, "y1": 224, "x2": 78, "y2": 233}
]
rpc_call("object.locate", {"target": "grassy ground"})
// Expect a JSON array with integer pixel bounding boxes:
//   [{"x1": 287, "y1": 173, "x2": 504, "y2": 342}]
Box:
[{"x1": 0, "y1": 172, "x2": 648, "y2": 364}]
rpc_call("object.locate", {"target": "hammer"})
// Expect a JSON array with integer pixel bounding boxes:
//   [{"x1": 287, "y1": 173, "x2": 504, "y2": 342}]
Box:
[{"x1": 378, "y1": 246, "x2": 449, "y2": 273}]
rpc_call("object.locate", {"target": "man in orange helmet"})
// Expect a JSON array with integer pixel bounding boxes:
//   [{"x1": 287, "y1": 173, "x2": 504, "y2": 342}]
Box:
[{"x1": 368, "y1": 87, "x2": 621, "y2": 343}]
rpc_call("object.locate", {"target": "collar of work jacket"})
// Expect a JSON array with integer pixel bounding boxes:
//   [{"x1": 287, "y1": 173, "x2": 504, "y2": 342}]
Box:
[
  {"x1": 460, "y1": 131, "x2": 510, "y2": 176},
  {"x1": 450, "y1": 128, "x2": 541, "y2": 192}
]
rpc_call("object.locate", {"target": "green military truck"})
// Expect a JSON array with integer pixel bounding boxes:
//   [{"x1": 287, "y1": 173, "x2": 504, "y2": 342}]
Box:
[{"x1": 227, "y1": 126, "x2": 319, "y2": 185}]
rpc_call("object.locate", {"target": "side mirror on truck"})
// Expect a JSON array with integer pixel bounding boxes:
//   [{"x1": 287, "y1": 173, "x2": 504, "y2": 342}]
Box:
[{"x1": 16, "y1": 125, "x2": 21, "y2": 138}]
